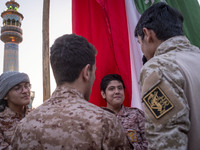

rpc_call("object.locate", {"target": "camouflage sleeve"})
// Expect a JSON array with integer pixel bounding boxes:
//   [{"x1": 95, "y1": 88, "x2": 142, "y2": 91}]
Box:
[
  {"x1": 10, "y1": 124, "x2": 23, "y2": 149},
  {"x1": 0, "y1": 128, "x2": 9, "y2": 150},
  {"x1": 102, "y1": 114, "x2": 133, "y2": 150},
  {"x1": 11, "y1": 123, "x2": 43, "y2": 150},
  {"x1": 140, "y1": 65, "x2": 190, "y2": 149},
  {"x1": 136, "y1": 109, "x2": 148, "y2": 150}
]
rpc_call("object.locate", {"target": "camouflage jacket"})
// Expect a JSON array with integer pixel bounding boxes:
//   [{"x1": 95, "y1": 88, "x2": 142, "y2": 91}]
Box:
[
  {"x1": 117, "y1": 106, "x2": 147, "y2": 150},
  {"x1": 102, "y1": 106, "x2": 147, "y2": 150},
  {"x1": 0, "y1": 107, "x2": 30, "y2": 150},
  {"x1": 140, "y1": 36, "x2": 200, "y2": 150},
  {"x1": 11, "y1": 85, "x2": 132, "y2": 150}
]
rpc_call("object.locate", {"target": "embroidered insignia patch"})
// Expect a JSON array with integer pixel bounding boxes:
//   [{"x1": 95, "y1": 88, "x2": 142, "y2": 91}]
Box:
[
  {"x1": 143, "y1": 86, "x2": 174, "y2": 119},
  {"x1": 127, "y1": 130, "x2": 137, "y2": 143}
]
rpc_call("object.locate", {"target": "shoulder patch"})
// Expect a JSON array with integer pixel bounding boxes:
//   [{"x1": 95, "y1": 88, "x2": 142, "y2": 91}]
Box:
[
  {"x1": 141, "y1": 71, "x2": 184, "y2": 125},
  {"x1": 143, "y1": 86, "x2": 174, "y2": 119},
  {"x1": 127, "y1": 130, "x2": 137, "y2": 143}
]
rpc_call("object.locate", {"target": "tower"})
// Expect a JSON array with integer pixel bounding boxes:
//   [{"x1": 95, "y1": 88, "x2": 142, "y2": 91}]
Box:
[{"x1": 1, "y1": 0, "x2": 23, "y2": 72}]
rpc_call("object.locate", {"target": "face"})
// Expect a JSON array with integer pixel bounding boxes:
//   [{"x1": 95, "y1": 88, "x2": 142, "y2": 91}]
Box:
[
  {"x1": 101, "y1": 80, "x2": 125, "y2": 108},
  {"x1": 4, "y1": 82, "x2": 31, "y2": 108},
  {"x1": 85, "y1": 63, "x2": 96, "y2": 100}
]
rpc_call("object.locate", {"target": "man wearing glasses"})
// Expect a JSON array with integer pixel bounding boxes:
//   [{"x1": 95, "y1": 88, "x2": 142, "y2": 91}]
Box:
[{"x1": 0, "y1": 71, "x2": 31, "y2": 149}]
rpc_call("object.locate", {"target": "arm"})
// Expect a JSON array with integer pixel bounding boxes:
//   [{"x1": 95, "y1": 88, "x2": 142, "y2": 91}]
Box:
[
  {"x1": 136, "y1": 109, "x2": 148, "y2": 150},
  {"x1": 0, "y1": 128, "x2": 9, "y2": 150},
  {"x1": 102, "y1": 114, "x2": 133, "y2": 150},
  {"x1": 140, "y1": 67, "x2": 190, "y2": 150}
]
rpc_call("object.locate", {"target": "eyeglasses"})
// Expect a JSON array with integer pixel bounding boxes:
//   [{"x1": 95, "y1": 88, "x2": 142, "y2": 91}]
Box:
[{"x1": 12, "y1": 83, "x2": 31, "y2": 94}]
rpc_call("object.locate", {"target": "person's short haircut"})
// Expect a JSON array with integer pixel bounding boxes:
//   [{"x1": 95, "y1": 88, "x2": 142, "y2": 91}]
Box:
[
  {"x1": 50, "y1": 34, "x2": 97, "y2": 85},
  {"x1": 135, "y1": 2, "x2": 184, "y2": 41},
  {"x1": 100, "y1": 74, "x2": 125, "y2": 92}
]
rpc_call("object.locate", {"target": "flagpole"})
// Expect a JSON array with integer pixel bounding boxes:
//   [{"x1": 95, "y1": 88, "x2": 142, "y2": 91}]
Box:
[{"x1": 42, "y1": 0, "x2": 51, "y2": 101}]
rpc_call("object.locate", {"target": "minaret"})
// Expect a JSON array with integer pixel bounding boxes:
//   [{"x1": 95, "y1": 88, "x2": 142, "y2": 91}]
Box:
[{"x1": 1, "y1": 0, "x2": 23, "y2": 72}]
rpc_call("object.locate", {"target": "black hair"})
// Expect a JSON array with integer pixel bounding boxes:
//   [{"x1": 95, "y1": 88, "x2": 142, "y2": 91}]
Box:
[
  {"x1": 142, "y1": 55, "x2": 148, "y2": 65},
  {"x1": 135, "y1": 2, "x2": 184, "y2": 40},
  {"x1": 0, "y1": 100, "x2": 8, "y2": 112},
  {"x1": 50, "y1": 34, "x2": 97, "y2": 85},
  {"x1": 100, "y1": 74, "x2": 125, "y2": 92}
]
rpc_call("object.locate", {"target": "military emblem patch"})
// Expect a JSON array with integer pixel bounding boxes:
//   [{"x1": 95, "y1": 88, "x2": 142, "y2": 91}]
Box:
[
  {"x1": 127, "y1": 130, "x2": 137, "y2": 143},
  {"x1": 143, "y1": 86, "x2": 174, "y2": 119}
]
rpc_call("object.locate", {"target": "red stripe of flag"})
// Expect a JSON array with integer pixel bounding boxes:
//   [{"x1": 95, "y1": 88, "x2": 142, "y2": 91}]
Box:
[{"x1": 72, "y1": 0, "x2": 132, "y2": 107}]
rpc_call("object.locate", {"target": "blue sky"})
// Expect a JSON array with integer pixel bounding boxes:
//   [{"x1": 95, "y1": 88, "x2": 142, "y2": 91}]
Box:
[{"x1": 0, "y1": 0, "x2": 72, "y2": 107}]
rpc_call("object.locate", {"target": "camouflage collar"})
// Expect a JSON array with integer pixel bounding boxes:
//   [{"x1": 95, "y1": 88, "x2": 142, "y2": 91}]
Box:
[
  {"x1": 52, "y1": 85, "x2": 85, "y2": 100},
  {"x1": 0, "y1": 106, "x2": 28, "y2": 118},
  {"x1": 155, "y1": 36, "x2": 191, "y2": 56},
  {"x1": 118, "y1": 105, "x2": 128, "y2": 116}
]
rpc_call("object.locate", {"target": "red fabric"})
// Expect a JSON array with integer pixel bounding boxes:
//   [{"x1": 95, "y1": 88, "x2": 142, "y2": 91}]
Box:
[{"x1": 72, "y1": 0, "x2": 132, "y2": 107}]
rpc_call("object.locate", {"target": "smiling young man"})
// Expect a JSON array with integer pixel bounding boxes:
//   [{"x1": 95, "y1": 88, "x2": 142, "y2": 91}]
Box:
[
  {"x1": 101, "y1": 74, "x2": 147, "y2": 150},
  {"x1": 0, "y1": 71, "x2": 31, "y2": 149},
  {"x1": 135, "y1": 2, "x2": 200, "y2": 150}
]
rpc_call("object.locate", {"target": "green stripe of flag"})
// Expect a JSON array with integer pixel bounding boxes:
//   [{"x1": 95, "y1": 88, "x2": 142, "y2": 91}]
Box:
[{"x1": 134, "y1": 0, "x2": 200, "y2": 48}]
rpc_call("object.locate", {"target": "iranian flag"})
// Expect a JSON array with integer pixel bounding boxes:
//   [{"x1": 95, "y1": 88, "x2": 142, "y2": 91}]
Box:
[{"x1": 72, "y1": 0, "x2": 200, "y2": 109}]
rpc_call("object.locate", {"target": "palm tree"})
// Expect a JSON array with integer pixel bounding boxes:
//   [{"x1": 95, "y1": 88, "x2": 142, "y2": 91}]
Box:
[{"x1": 42, "y1": 0, "x2": 50, "y2": 101}]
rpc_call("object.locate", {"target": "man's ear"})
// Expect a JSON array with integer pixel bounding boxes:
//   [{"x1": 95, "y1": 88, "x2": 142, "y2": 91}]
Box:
[
  {"x1": 82, "y1": 64, "x2": 91, "y2": 81},
  {"x1": 4, "y1": 96, "x2": 8, "y2": 100},
  {"x1": 101, "y1": 90, "x2": 106, "y2": 99},
  {"x1": 143, "y1": 28, "x2": 155, "y2": 42}
]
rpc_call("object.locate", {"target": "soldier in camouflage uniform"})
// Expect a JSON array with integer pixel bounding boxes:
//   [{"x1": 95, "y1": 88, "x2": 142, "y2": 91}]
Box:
[
  {"x1": 100, "y1": 74, "x2": 147, "y2": 150},
  {"x1": 135, "y1": 2, "x2": 200, "y2": 150},
  {"x1": 11, "y1": 34, "x2": 132, "y2": 150},
  {"x1": 0, "y1": 71, "x2": 31, "y2": 149}
]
